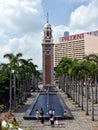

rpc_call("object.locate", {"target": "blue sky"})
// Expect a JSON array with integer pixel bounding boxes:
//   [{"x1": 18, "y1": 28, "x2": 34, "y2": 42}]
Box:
[
  {"x1": 42, "y1": 0, "x2": 91, "y2": 25},
  {"x1": 0, "y1": 0, "x2": 98, "y2": 69}
]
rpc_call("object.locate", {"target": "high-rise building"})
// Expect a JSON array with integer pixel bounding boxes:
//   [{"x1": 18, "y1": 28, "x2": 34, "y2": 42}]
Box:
[
  {"x1": 64, "y1": 31, "x2": 69, "y2": 37},
  {"x1": 42, "y1": 15, "x2": 54, "y2": 86},
  {"x1": 54, "y1": 30, "x2": 98, "y2": 67}
]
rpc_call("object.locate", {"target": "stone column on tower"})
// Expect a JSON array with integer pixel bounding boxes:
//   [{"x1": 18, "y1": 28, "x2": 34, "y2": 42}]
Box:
[{"x1": 42, "y1": 14, "x2": 54, "y2": 86}]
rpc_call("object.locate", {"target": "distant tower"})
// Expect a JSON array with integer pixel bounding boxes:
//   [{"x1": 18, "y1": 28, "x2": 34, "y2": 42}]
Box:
[
  {"x1": 42, "y1": 13, "x2": 54, "y2": 86},
  {"x1": 64, "y1": 31, "x2": 69, "y2": 36}
]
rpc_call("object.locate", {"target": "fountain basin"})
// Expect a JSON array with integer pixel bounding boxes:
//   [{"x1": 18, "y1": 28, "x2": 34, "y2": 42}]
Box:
[{"x1": 23, "y1": 92, "x2": 73, "y2": 120}]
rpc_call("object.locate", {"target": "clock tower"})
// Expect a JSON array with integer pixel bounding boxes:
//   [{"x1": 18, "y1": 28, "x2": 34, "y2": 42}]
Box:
[{"x1": 42, "y1": 14, "x2": 54, "y2": 86}]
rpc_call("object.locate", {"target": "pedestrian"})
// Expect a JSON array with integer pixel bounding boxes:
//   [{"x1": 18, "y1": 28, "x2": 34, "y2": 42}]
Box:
[
  {"x1": 40, "y1": 108, "x2": 44, "y2": 117},
  {"x1": 50, "y1": 115, "x2": 55, "y2": 127},
  {"x1": 49, "y1": 108, "x2": 53, "y2": 118},
  {"x1": 36, "y1": 109, "x2": 39, "y2": 120},
  {"x1": 52, "y1": 108, "x2": 55, "y2": 116},
  {"x1": 41, "y1": 116, "x2": 44, "y2": 124},
  {"x1": 13, "y1": 117, "x2": 16, "y2": 122},
  {"x1": 55, "y1": 117, "x2": 59, "y2": 125},
  {"x1": 40, "y1": 108, "x2": 44, "y2": 124},
  {"x1": 64, "y1": 110, "x2": 67, "y2": 117}
]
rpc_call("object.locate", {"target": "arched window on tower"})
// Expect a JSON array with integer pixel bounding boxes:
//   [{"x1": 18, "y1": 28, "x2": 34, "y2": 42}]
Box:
[
  {"x1": 50, "y1": 31, "x2": 51, "y2": 37},
  {"x1": 47, "y1": 31, "x2": 49, "y2": 37}
]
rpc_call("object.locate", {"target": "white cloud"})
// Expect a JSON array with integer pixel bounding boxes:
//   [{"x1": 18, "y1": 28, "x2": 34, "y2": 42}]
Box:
[
  {"x1": 69, "y1": 0, "x2": 98, "y2": 33},
  {"x1": 8, "y1": 32, "x2": 42, "y2": 69},
  {"x1": 0, "y1": 0, "x2": 43, "y2": 36},
  {"x1": 72, "y1": 0, "x2": 92, "y2": 3},
  {"x1": 0, "y1": 0, "x2": 98, "y2": 70},
  {"x1": 53, "y1": 25, "x2": 69, "y2": 42},
  {"x1": 0, "y1": 0, "x2": 43, "y2": 69},
  {"x1": 51, "y1": 0, "x2": 98, "y2": 40}
]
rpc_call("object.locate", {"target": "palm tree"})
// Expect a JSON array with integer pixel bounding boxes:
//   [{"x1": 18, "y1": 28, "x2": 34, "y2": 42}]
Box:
[
  {"x1": 55, "y1": 63, "x2": 64, "y2": 90},
  {"x1": 72, "y1": 59, "x2": 91, "y2": 113},
  {"x1": 81, "y1": 60, "x2": 91, "y2": 115},
  {"x1": 19, "y1": 58, "x2": 39, "y2": 99},
  {"x1": 0, "y1": 63, "x2": 10, "y2": 105},
  {"x1": 85, "y1": 55, "x2": 98, "y2": 121},
  {"x1": 3, "y1": 53, "x2": 22, "y2": 110},
  {"x1": 71, "y1": 60, "x2": 81, "y2": 106},
  {"x1": 68, "y1": 59, "x2": 80, "y2": 104},
  {"x1": 55, "y1": 57, "x2": 73, "y2": 94},
  {"x1": 86, "y1": 54, "x2": 98, "y2": 103}
]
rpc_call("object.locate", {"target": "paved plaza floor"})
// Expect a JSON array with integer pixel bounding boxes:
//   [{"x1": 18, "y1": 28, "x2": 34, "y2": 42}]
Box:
[{"x1": 11, "y1": 88, "x2": 98, "y2": 130}]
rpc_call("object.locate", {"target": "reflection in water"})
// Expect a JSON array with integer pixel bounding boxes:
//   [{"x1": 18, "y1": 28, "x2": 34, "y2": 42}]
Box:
[{"x1": 46, "y1": 93, "x2": 49, "y2": 115}]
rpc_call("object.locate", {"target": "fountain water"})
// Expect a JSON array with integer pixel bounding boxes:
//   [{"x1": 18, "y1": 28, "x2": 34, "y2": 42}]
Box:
[{"x1": 23, "y1": 86, "x2": 73, "y2": 120}]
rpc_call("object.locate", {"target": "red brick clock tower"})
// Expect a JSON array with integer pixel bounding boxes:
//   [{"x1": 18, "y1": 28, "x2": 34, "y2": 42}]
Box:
[{"x1": 42, "y1": 15, "x2": 54, "y2": 86}]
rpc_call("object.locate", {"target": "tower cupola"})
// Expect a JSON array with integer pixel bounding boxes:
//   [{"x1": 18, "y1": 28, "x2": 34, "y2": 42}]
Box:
[{"x1": 43, "y1": 13, "x2": 53, "y2": 43}]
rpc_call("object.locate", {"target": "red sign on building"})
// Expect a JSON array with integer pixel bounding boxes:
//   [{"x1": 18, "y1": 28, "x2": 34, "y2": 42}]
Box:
[{"x1": 61, "y1": 30, "x2": 98, "y2": 42}]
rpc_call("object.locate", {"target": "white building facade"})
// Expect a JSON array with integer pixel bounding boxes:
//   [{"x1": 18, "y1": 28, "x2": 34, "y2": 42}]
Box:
[{"x1": 54, "y1": 30, "x2": 98, "y2": 67}]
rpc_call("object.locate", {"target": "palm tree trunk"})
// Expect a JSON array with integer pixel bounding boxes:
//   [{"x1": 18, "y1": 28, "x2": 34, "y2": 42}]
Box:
[
  {"x1": 69, "y1": 77, "x2": 72, "y2": 98},
  {"x1": 81, "y1": 81, "x2": 84, "y2": 110},
  {"x1": 9, "y1": 73, "x2": 12, "y2": 110},
  {"x1": 95, "y1": 75, "x2": 97, "y2": 103},
  {"x1": 69, "y1": 76, "x2": 72, "y2": 98},
  {"x1": 75, "y1": 78, "x2": 78, "y2": 104},
  {"x1": 78, "y1": 80, "x2": 80, "y2": 107},
  {"x1": 65, "y1": 75, "x2": 67, "y2": 94},
  {"x1": 19, "y1": 80, "x2": 23, "y2": 104},
  {"x1": 72, "y1": 77, "x2": 73, "y2": 99},
  {"x1": 13, "y1": 72, "x2": 16, "y2": 109},
  {"x1": 85, "y1": 75, "x2": 89, "y2": 115},
  {"x1": 62, "y1": 74, "x2": 65, "y2": 91},
  {"x1": 91, "y1": 84, "x2": 94, "y2": 121},
  {"x1": 73, "y1": 78, "x2": 75, "y2": 102},
  {"x1": 17, "y1": 78, "x2": 20, "y2": 104}
]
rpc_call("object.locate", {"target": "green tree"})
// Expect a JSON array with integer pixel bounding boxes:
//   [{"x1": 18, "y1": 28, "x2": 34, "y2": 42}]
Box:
[
  {"x1": 19, "y1": 58, "x2": 39, "y2": 99},
  {"x1": 55, "y1": 57, "x2": 73, "y2": 93},
  {"x1": 85, "y1": 54, "x2": 98, "y2": 120},
  {"x1": 86, "y1": 54, "x2": 98, "y2": 103},
  {"x1": 4, "y1": 53, "x2": 22, "y2": 110}
]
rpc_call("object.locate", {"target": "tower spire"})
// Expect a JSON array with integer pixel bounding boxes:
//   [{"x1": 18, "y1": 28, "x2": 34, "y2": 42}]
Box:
[{"x1": 47, "y1": 12, "x2": 49, "y2": 23}]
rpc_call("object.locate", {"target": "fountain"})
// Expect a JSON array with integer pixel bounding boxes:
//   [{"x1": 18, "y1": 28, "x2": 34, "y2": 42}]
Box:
[{"x1": 23, "y1": 86, "x2": 73, "y2": 120}]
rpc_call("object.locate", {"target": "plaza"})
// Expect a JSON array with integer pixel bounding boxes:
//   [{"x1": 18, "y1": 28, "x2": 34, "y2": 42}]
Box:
[
  {"x1": 0, "y1": 1, "x2": 98, "y2": 130},
  {"x1": 11, "y1": 86, "x2": 98, "y2": 130}
]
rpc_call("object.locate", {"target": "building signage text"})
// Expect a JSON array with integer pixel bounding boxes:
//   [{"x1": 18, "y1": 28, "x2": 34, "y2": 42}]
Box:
[
  {"x1": 61, "y1": 30, "x2": 98, "y2": 42},
  {"x1": 62, "y1": 33, "x2": 84, "y2": 42}
]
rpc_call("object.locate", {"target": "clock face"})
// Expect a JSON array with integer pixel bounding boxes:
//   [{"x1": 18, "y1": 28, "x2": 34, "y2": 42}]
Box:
[
  {"x1": 45, "y1": 44, "x2": 51, "y2": 47},
  {"x1": 46, "y1": 51, "x2": 50, "y2": 54},
  {"x1": 44, "y1": 44, "x2": 51, "y2": 51}
]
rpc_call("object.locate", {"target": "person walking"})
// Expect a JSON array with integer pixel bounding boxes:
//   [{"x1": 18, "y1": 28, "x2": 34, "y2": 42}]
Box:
[
  {"x1": 55, "y1": 117, "x2": 59, "y2": 125},
  {"x1": 49, "y1": 108, "x2": 53, "y2": 118},
  {"x1": 52, "y1": 108, "x2": 55, "y2": 116},
  {"x1": 36, "y1": 109, "x2": 39, "y2": 120},
  {"x1": 50, "y1": 115, "x2": 55, "y2": 127},
  {"x1": 40, "y1": 108, "x2": 44, "y2": 124},
  {"x1": 64, "y1": 110, "x2": 67, "y2": 118},
  {"x1": 40, "y1": 108, "x2": 44, "y2": 117}
]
